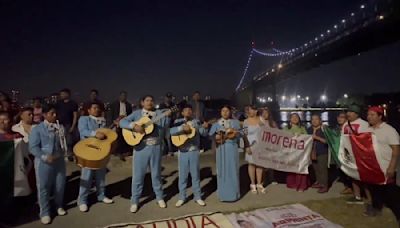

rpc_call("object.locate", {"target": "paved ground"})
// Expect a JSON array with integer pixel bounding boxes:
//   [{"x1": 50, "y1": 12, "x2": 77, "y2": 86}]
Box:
[{"x1": 13, "y1": 151, "x2": 397, "y2": 228}]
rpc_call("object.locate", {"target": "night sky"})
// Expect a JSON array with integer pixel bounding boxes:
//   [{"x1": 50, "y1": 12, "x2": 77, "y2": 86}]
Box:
[{"x1": 1, "y1": 0, "x2": 399, "y2": 103}]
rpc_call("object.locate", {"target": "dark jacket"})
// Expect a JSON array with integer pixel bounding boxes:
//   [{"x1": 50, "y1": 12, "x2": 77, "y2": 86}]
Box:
[{"x1": 107, "y1": 100, "x2": 132, "y2": 125}]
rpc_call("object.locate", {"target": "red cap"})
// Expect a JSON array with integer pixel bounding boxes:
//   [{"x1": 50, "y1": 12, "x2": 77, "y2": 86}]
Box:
[{"x1": 368, "y1": 106, "x2": 384, "y2": 115}]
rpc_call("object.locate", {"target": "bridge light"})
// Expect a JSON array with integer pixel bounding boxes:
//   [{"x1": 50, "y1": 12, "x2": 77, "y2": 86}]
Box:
[
  {"x1": 334, "y1": 25, "x2": 338, "y2": 29},
  {"x1": 305, "y1": 96, "x2": 309, "y2": 101},
  {"x1": 351, "y1": 12, "x2": 355, "y2": 16},
  {"x1": 281, "y1": 96, "x2": 286, "y2": 101},
  {"x1": 327, "y1": 29, "x2": 330, "y2": 33},
  {"x1": 278, "y1": 64, "x2": 283, "y2": 69},
  {"x1": 341, "y1": 19, "x2": 346, "y2": 23},
  {"x1": 315, "y1": 37, "x2": 318, "y2": 41},
  {"x1": 297, "y1": 95, "x2": 301, "y2": 99},
  {"x1": 320, "y1": 34, "x2": 324, "y2": 37},
  {"x1": 344, "y1": 94, "x2": 348, "y2": 98},
  {"x1": 360, "y1": 4, "x2": 365, "y2": 9},
  {"x1": 320, "y1": 95, "x2": 327, "y2": 101},
  {"x1": 304, "y1": 43, "x2": 308, "y2": 47}
]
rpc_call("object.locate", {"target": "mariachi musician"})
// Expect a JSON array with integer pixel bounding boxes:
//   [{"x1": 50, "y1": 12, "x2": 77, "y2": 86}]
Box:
[
  {"x1": 170, "y1": 104, "x2": 209, "y2": 207},
  {"x1": 77, "y1": 102, "x2": 113, "y2": 212},
  {"x1": 119, "y1": 95, "x2": 170, "y2": 213}
]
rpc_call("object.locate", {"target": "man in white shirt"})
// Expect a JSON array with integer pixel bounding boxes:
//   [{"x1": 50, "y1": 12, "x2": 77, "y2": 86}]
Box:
[
  {"x1": 365, "y1": 106, "x2": 400, "y2": 223},
  {"x1": 342, "y1": 105, "x2": 372, "y2": 205}
]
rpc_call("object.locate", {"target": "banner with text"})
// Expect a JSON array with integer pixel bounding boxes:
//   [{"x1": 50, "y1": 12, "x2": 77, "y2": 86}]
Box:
[
  {"x1": 252, "y1": 127, "x2": 313, "y2": 174},
  {"x1": 227, "y1": 204, "x2": 342, "y2": 228},
  {"x1": 104, "y1": 212, "x2": 233, "y2": 228}
]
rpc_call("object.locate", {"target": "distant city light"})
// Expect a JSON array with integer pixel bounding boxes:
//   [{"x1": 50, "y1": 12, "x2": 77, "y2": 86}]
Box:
[
  {"x1": 320, "y1": 95, "x2": 327, "y2": 101},
  {"x1": 297, "y1": 95, "x2": 301, "y2": 99},
  {"x1": 378, "y1": 15, "x2": 384, "y2": 20},
  {"x1": 341, "y1": 19, "x2": 346, "y2": 23},
  {"x1": 278, "y1": 64, "x2": 283, "y2": 69},
  {"x1": 351, "y1": 12, "x2": 355, "y2": 16},
  {"x1": 327, "y1": 29, "x2": 331, "y2": 33},
  {"x1": 281, "y1": 96, "x2": 286, "y2": 101},
  {"x1": 290, "y1": 96, "x2": 296, "y2": 102},
  {"x1": 344, "y1": 94, "x2": 348, "y2": 98},
  {"x1": 305, "y1": 96, "x2": 310, "y2": 101},
  {"x1": 360, "y1": 4, "x2": 365, "y2": 9},
  {"x1": 334, "y1": 25, "x2": 338, "y2": 29}
]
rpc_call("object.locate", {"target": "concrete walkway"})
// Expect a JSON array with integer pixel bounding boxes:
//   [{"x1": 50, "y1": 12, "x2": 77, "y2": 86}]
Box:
[{"x1": 17, "y1": 151, "x2": 347, "y2": 228}]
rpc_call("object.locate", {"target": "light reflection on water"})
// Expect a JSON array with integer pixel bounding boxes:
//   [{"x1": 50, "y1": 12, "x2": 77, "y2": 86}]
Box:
[{"x1": 278, "y1": 111, "x2": 337, "y2": 129}]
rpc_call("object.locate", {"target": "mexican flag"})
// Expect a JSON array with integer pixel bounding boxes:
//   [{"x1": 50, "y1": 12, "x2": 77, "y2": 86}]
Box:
[
  {"x1": 0, "y1": 141, "x2": 15, "y2": 204},
  {"x1": 323, "y1": 127, "x2": 388, "y2": 184}
]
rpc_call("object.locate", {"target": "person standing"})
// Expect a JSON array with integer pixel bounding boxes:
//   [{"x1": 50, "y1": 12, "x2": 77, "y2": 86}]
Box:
[
  {"x1": 32, "y1": 97, "x2": 43, "y2": 124},
  {"x1": 120, "y1": 95, "x2": 170, "y2": 213},
  {"x1": 56, "y1": 88, "x2": 79, "y2": 162},
  {"x1": 159, "y1": 92, "x2": 176, "y2": 156},
  {"x1": 284, "y1": 113, "x2": 310, "y2": 192},
  {"x1": 308, "y1": 114, "x2": 329, "y2": 193},
  {"x1": 189, "y1": 91, "x2": 207, "y2": 153},
  {"x1": 83, "y1": 89, "x2": 105, "y2": 115},
  {"x1": 77, "y1": 102, "x2": 113, "y2": 212},
  {"x1": 209, "y1": 105, "x2": 243, "y2": 202},
  {"x1": 364, "y1": 106, "x2": 400, "y2": 223},
  {"x1": 12, "y1": 107, "x2": 36, "y2": 197},
  {"x1": 342, "y1": 105, "x2": 371, "y2": 205},
  {"x1": 109, "y1": 91, "x2": 132, "y2": 160},
  {"x1": 244, "y1": 105, "x2": 267, "y2": 194},
  {"x1": 335, "y1": 112, "x2": 353, "y2": 195},
  {"x1": 170, "y1": 104, "x2": 209, "y2": 207},
  {"x1": 29, "y1": 105, "x2": 67, "y2": 224}
]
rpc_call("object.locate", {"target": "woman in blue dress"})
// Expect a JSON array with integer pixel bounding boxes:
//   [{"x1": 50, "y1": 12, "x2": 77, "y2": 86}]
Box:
[{"x1": 209, "y1": 105, "x2": 244, "y2": 202}]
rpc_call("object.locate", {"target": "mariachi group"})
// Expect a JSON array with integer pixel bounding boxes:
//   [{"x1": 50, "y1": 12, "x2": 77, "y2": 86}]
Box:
[{"x1": 30, "y1": 95, "x2": 248, "y2": 224}]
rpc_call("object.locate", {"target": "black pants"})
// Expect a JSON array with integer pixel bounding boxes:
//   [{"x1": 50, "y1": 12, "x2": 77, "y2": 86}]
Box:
[{"x1": 368, "y1": 183, "x2": 400, "y2": 221}]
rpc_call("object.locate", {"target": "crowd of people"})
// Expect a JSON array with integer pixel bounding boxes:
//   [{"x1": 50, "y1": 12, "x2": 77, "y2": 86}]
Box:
[{"x1": 1, "y1": 89, "x2": 400, "y2": 226}]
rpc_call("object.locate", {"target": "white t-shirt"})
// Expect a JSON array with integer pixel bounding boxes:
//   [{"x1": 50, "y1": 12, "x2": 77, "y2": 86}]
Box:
[
  {"x1": 119, "y1": 102, "x2": 127, "y2": 116},
  {"x1": 341, "y1": 118, "x2": 369, "y2": 135},
  {"x1": 369, "y1": 122, "x2": 400, "y2": 185}
]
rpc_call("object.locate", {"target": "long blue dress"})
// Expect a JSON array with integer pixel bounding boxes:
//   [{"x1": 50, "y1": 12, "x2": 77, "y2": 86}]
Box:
[{"x1": 209, "y1": 118, "x2": 241, "y2": 202}]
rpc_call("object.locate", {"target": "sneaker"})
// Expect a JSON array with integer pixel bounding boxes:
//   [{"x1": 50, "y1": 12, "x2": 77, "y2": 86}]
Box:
[
  {"x1": 175, "y1": 200, "x2": 185, "y2": 207},
  {"x1": 317, "y1": 186, "x2": 329, "y2": 193},
  {"x1": 130, "y1": 204, "x2": 138, "y2": 213},
  {"x1": 250, "y1": 184, "x2": 257, "y2": 194},
  {"x1": 346, "y1": 196, "x2": 364, "y2": 205},
  {"x1": 256, "y1": 184, "x2": 267, "y2": 194},
  {"x1": 40, "y1": 216, "x2": 51, "y2": 225},
  {"x1": 340, "y1": 187, "x2": 353, "y2": 195},
  {"x1": 102, "y1": 197, "x2": 114, "y2": 204},
  {"x1": 196, "y1": 200, "x2": 206, "y2": 206},
  {"x1": 363, "y1": 204, "x2": 382, "y2": 217},
  {"x1": 57, "y1": 208, "x2": 67, "y2": 216},
  {"x1": 158, "y1": 200, "x2": 167, "y2": 208},
  {"x1": 79, "y1": 204, "x2": 88, "y2": 212}
]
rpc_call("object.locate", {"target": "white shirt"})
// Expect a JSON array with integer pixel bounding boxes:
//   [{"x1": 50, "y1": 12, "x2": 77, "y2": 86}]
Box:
[
  {"x1": 369, "y1": 122, "x2": 400, "y2": 184},
  {"x1": 342, "y1": 118, "x2": 369, "y2": 135},
  {"x1": 119, "y1": 102, "x2": 127, "y2": 116}
]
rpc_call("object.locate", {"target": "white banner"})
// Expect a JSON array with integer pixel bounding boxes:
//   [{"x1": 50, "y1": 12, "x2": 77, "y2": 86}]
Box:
[
  {"x1": 227, "y1": 204, "x2": 342, "y2": 228},
  {"x1": 104, "y1": 212, "x2": 233, "y2": 228},
  {"x1": 252, "y1": 126, "x2": 313, "y2": 174}
]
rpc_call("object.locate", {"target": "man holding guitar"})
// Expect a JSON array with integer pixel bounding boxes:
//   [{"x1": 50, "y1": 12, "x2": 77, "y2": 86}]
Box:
[
  {"x1": 77, "y1": 102, "x2": 114, "y2": 212},
  {"x1": 120, "y1": 95, "x2": 172, "y2": 213},
  {"x1": 170, "y1": 104, "x2": 209, "y2": 207}
]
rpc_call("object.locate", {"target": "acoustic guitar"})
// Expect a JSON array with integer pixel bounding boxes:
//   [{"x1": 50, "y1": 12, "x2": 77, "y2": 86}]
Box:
[
  {"x1": 171, "y1": 118, "x2": 217, "y2": 147},
  {"x1": 122, "y1": 106, "x2": 179, "y2": 146},
  {"x1": 73, "y1": 128, "x2": 118, "y2": 169}
]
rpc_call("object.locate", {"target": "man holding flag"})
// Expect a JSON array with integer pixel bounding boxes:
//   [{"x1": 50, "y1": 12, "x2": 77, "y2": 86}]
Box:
[
  {"x1": 341, "y1": 105, "x2": 371, "y2": 205},
  {"x1": 365, "y1": 106, "x2": 400, "y2": 220}
]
